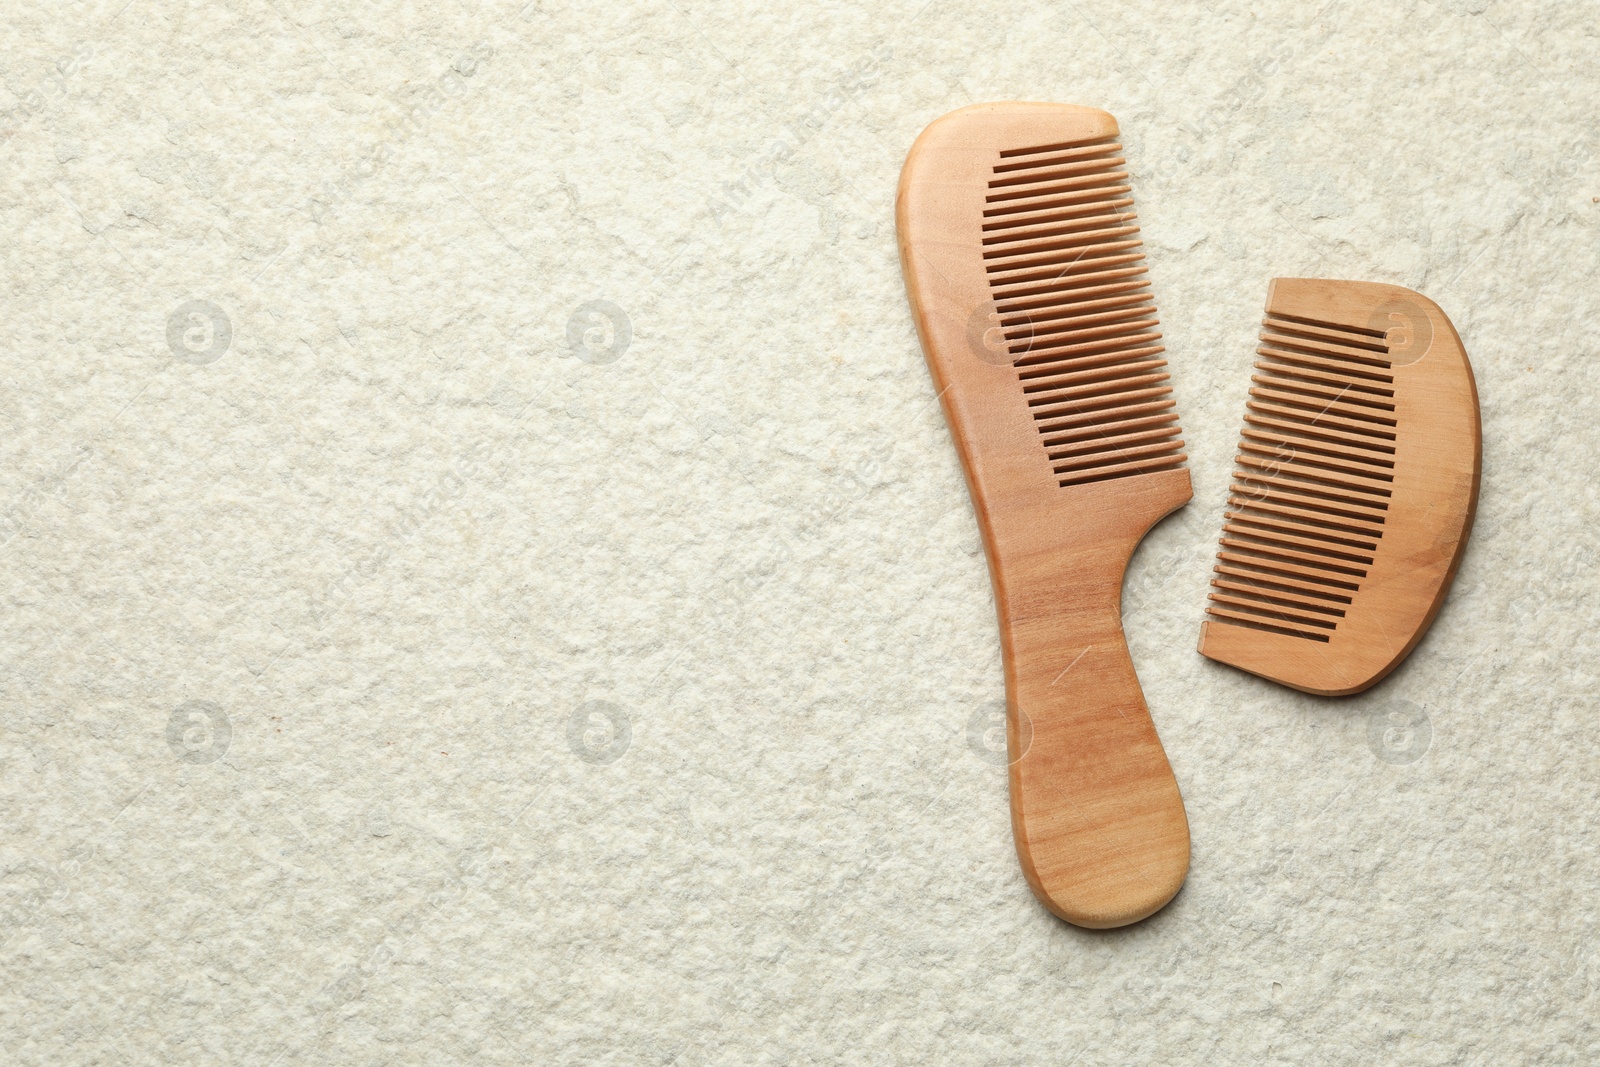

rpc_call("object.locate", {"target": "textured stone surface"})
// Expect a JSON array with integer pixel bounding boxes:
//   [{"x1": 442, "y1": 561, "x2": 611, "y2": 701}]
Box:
[{"x1": 1, "y1": 1, "x2": 1596, "y2": 1063}]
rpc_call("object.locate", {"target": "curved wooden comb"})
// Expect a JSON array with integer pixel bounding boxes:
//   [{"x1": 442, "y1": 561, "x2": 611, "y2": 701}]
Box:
[
  {"x1": 897, "y1": 103, "x2": 1191, "y2": 928},
  {"x1": 1198, "y1": 278, "x2": 1481, "y2": 695}
]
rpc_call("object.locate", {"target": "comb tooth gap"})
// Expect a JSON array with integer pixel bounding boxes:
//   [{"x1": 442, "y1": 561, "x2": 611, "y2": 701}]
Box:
[
  {"x1": 1013, "y1": 326, "x2": 1160, "y2": 355},
  {"x1": 1015, "y1": 345, "x2": 1167, "y2": 382},
  {"x1": 1208, "y1": 578, "x2": 1351, "y2": 611},
  {"x1": 1059, "y1": 455, "x2": 1187, "y2": 487},
  {"x1": 1231, "y1": 479, "x2": 1388, "y2": 521},
  {"x1": 1228, "y1": 447, "x2": 1395, "y2": 492},
  {"x1": 997, "y1": 135, "x2": 1121, "y2": 159},
  {"x1": 982, "y1": 208, "x2": 1137, "y2": 245},
  {"x1": 1001, "y1": 293, "x2": 1153, "y2": 330},
  {"x1": 1213, "y1": 562, "x2": 1358, "y2": 598},
  {"x1": 998, "y1": 285, "x2": 1153, "y2": 321},
  {"x1": 1265, "y1": 310, "x2": 1387, "y2": 342},
  {"x1": 986, "y1": 197, "x2": 1135, "y2": 223},
  {"x1": 1215, "y1": 553, "x2": 1360, "y2": 592},
  {"x1": 1053, "y1": 428, "x2": 1185, "y2": 460},
  {"x1": 1222, "y1": 489, "x2": 1388, "y2": 531},
  {"x1": 1220, "y1": 528, "x2": 1375, "y2": 570},
  {"x1": 987, "y1": 156, "x2": 1130, "y2": 190},
  {"x1": 1017, "y1": 358, "x2": 1171, "y2": 391},
  {"x1": 1208, "y1": 582, "x2": 1348, "y2": 616},
  {"x1": 1034, "y1": 398, "x2": 1177, "y2": 435},
  {"x1": 1250, "y1": 370, "x2": 1396, "y2": 408},
  {"x1": 1013, "y1": 337, "x2": 1164, "y2": 368},
  {"x1": 1209, "y1": 597, "x2": 1346, "y2": 629},
  {"x1": 981, "y1": 186, "x2": 1136, "y2": 222},
  {"x1": 1217, "y1": 540, "x2": 1368, "y2": 581},
  {"x1": 1243, "y1": 424, "x2": 1397, "y2": 466},
  {"x1": 1263, "y1": 321, "x2": 1392, "y2": 358},
  {"x1": 985, "y1": 171, "x2": 1131, "y2": 205},
  {"x1": 1224, "y1": 511, "x2": 1380, "y2": 552},
  {"x1": 1244, "y1": 414, "x2": 1397, "y2": 456},
  {"x1": 1239, "y1": 432, "x2": 1396, "y2": 475},
  {"x1": 1042, "y1": 411, "x2": 1180, "y2": 447},
  {"x1": 1246, "y1": 400, "x2": 1397, "y2": 442},
  {"x1": 1249, "y1": 389, "x2": 1398, "y2": 428},
  {"x1": 987, "y1": 158, "x2": 1127, "y2": 186},
  {"x1": 992, "y1": 268, "x2": 1151, "y2": 305},
  {"x1": 1030, "y1": 378, "x2": 1172, "y2": 411},
  {"x1": 1256, "y1": 346, "x2": 1395, "y2": 386},
  {"x1": 1007, "y1": 308, "x2": 1155, "y2": 344},
  {"x1": 1055, "y1": 441, "x2": 1185, "y2": 475},
  {"x1": 989, "y1": 263, "x2": 1149, "y2": 298},
  {"x1": 1235, "y1": 453, "x2": 1393, "y2": 499},
  {"x1": 1238, "y1": 428, "x2": 1395, "y2": 472},
  {"x1": 1244, "y1": 409, "x2": 1397, "y2": 445},
  {"x1": 1211, "y1": 571, "x2": 1354, "y2": 606},
  {"x1": 1221, "y1": 527, "x2": 1376, "y2": 568},
  {"x1": 1017, "y1": 348, "x2": 1171, "y2": 385},
  {"x1": 995, "y1": 136, "x2": 1122, "y2": 162},
  {"x1": 1237, "y1": 448, "x2": 1394, "y2": 489},
  {"x1": 1258, "y1": 335, "x2": 1395, "y2": 373},
  {"x1": 982, "y1": 184, "x2": 1134, "y2": 217},
  {"x1": 982, "y1": 226, "x2": 1143, "y2": 262},
  {"x1": 1047, "y1": 425, "x2": 1183, "y2": 460},
  {"x1": 990, "y1": 148, "x2": 1128, "y2": 177},
  {"x1": 990, "y1": 149, "x2": 1126, "y2": 173},
  {"x1": 985, "y1": 229, "x2": 1141, "y2": 257},
  {"x1": 1023, "y1": 358, "x2": 1168, "y2": 394},
  {"x1": 985, "y1": 249, "x2": 1146, "y2": 287},
  {"x1": 1208, "y1": 588, "x2": 1346, "y2": 621},
  {"x1": 988, "y1": 254, "x2": 1148, "y2": 292},
  {"x1": 1258, "y1": 332, "x2": 1392, "y2": 371},
  {"x1": 1222, "y1": 521, "x2": 1376, "y2": 563},
  {"x1": 1259, "y1": 343, "x2": 1393, "y2": 383},
  {"x1": 1204, "y1": 611, "x2": 1332, "y2": 643},
  {"x1": 1207, "y1": 601, "x2": 1339, "y2": 634},
  {"x1": 985, "y1": 213, "x2": 1138, "y2": 243},
  {"x1": 1208, "y1": 590, "x2": 1341, "y2": 623},
  {"x1": 1250, "y1": 377, "x2": 1396, "y2": 415},
  {"x1": 1254, "y1": 360, "x2": 1395, "y2": 398},
  {"x1": 1227, "y1": 498, "x2": 1384, "y2": 541}
]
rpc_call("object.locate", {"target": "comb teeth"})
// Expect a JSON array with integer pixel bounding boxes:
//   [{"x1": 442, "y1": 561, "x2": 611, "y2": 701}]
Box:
[
  {"x1": 1205, "y1": 312, "x2": 1397, "y2": 642},
  {"x1": 982, "y1": 137, "x2": 1186, "y2": 488}
]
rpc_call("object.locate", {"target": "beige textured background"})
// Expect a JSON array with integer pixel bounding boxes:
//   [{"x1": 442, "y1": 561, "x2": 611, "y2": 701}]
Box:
[{"x1": 2, "y1": 0, "x2": 1597, "y2": 1063}]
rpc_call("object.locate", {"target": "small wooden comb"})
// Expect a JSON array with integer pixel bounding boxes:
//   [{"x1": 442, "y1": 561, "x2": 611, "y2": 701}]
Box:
[
  {"x1": 1198, "y1": 278, "x2": 1481, "y2": 695},
  {"x1": 897, "y1": 103, "x2": 1191, "y2": 928}
]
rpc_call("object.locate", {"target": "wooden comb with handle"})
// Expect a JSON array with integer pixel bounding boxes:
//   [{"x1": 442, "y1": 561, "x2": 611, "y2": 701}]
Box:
[
  {"x1": 1198, "y1": 278, "x2": 1481, "y2": 695},
  {"x1": 897, "y1": 103, "x2": 1191, "y2": 928}
]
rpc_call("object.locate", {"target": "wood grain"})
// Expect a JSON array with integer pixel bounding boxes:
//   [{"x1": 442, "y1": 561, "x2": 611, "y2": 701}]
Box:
[
  {"x1": 896, "y1": 103, "x2": 1191, "y2": 929},
  {"x1": 1198, "y1": 278, "x2": 1481, "y2": 695}
]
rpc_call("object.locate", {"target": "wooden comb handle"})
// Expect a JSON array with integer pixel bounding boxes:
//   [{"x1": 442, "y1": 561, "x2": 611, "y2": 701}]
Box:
[{"x1": 992, "y1": 494, "x2": 1190, "y2": 928}]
